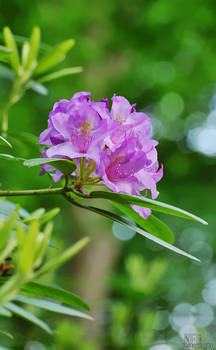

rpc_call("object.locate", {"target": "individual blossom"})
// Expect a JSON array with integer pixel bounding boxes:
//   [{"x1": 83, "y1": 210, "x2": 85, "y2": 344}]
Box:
[
  {"x1": 39, "y1": 92, "x2": 92, "y2": 146},
  {"x1": 99, "y1": 136, "x2": 163, "y2": 218},
  {"x1": 99, "y1": 137, "x2": 149, "y2": 194},
  {"x1": 104, "y1": 95, "x2": 151, "y2": 151},
  {"x1": 39, "y1": 92, "x2": 115, "y2": 175}
]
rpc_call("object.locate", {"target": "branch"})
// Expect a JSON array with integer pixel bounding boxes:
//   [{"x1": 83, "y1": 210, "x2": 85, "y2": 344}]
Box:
[{"x1": 0, "y1": 187, "x2": 64, "y2": 197}]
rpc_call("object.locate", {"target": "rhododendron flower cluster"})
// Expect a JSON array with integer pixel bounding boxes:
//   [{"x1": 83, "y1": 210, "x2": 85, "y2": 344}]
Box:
[{"x1": 39, "y1": 92, "x2": 163, "y2": 219}]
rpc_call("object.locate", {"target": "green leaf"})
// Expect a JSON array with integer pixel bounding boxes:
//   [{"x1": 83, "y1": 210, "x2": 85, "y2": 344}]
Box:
[
  {"x1": 0, "y1": 306, "x2": 12, "y2": 317},
  {"x1": 69, "y1": 199, "x2": 200, "y2": 262},
  {"x1": 0, "y1": 345, "x2": 13, "y2": 350},
  {"x1": 33, "y1": 222, "x2": 52, "y2": 269},
  {"x1": 21, "y1": 208, "x2": 45, "y2": 223},
  {"x1": 0, "y1": 64, "x2": 14, "y2": 80},
  {"x1": 24, "y1": 26, "x2": 40, "y2": 71},
  {"x1": 112, "y1": 201, "x2": 174, "y2": 244},
  {"x1": 37, "y1": 208, "x2": 60, "y2": 225},
  {"x1": 5, "y1": 302, "x2": 53, "y2": 334},
  {"x1": 8, "y1": 131, "x2": 39, "y2": 146},
  {"x1": 0, "y1": 329, "x2": 13, "y2": 340},
  {"x1": 38, "y1": 66, "x2": 83, "y2": 83},
  {"x1": 21, "y1": 208, "x2": 60, "y2": 226},
  {"x1": 21, "y1": 42, "x2": 30, "y2": 66},
  {"x1": 18, "y1": 221, "x2": 39, "y2": 275},
  {"x1": 36, "y1": 237, "x2": 90, "y2": 277},
  {"x1": 23, "y1": 157, "x2": 76, "y2": 176},
  {"x1": 15, "y1": 295, "x2": 92, "y2": 320},
  {"x1": 20, "y1": 207, "x2": 60, "y2": 226},
  {"x1": 0, "y1": 208, "x2": 18, "y2": 251},
  {"x1": 0, "y1": 153, "x2": 15, "y2": 160},
  {"x1": 21, "y1": 281, "x2": 89, "y2": 310},
  {"x1": 34, "y1": 39, "x2": 75, "y2": 75},
  {"x1": 0, "y1": 153, "x2": 24, "y2": 161},
  {"x1": 0, "y1": 238, "x2": 17, "y2": 265},
  {"x1": 0, "y1": 45, "x2": 11, "y2": 62},
  {"x1": 88, "y1": 191, "x2": 208, "y2": 225},
  {"x1": 3, "y1": 27, "x2": 20, "y2": 73},
  {"x1": 0, "y1": 199, "x2": 29, "y2": 219},
  {"x1": 0, "y1": 136, "x2": 12, "y2": 148},
  {"x1": 25, "y1": 80, "x2": 48, "y2": 95},
  {"x1": 0, "y1": 33, "x2": 51, "y2": 52}
]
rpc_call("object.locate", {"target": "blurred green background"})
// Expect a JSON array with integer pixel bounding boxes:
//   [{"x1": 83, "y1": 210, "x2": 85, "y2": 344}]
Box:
[{"x1": 0, "y1": 0, "x2": 216, "y2": 349}]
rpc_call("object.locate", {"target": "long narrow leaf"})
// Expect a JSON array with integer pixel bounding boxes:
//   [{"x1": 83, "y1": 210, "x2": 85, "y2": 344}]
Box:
[
  {"x1": 0, "y1": 64, "x2": 14, "y2": 80},
  {"x1": 38, "y1": 66, "x2": 83, "y2": 83},
  {"x1": 0, "y1": 136, "x2": 12, "y2": 148},
  {"x1": 0, "y1": 33, "x2": 51, "y2": 52},
  {"x1": 0, "y1": 45, "x2": 11, "y2": 62},
  {"x1": 34, "y1": 39, "x2": 75, "y2": 75},
  {"x1": 0, "y1": 209, "x2": 18, "y2": 251},
  {"x1": 14, "y1": 295, "x2": 93, "y2": 320},
  {"x1": 3, "y1": 27, "x2": 20, "y2": 73},
  {"x1": 88, "y1": 191, "x2": 207, "y2": 225},
  {"x1": 24, "y1": 26, "x2": 40, "y2": 70},
  {"x1": 5, "y1": 302, "x2": 52, "y2": 334},
  {"x1": 70, "y1": 200, "x2": 200, "y2": 262},
  {"x1": 0, "y1": 306, "x2": 12, "y2": 317},
  {"x1": 111, "y1": 201, "x2": 174, "y2": 244},
  {"x1": 25, "y1": 80, "x2": 48, "y2": 95},
  {"x1": 21, "y1": 281, "x2": 89, "y2": 310},
  {"x1": 36, "y1": 237, "x2": 90, "y2": 277},
  {"x1": 24, "y1": 157, "x2": 76, "y2": 176}
]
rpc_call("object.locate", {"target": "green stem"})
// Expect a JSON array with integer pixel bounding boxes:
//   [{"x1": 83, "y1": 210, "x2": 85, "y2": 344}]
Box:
[
  {"x1": 0, "y1": 187, "x2": 64, "y2": 197},
  {"x1": 85, "y1": 177, "x2": 101, "y2": 184},
  {"x1": 80, "y1": 157, "x2": 86, "y2": 181},
  {"x1": 0, "y1": 77, "x2": 25, "y2": 137},
  {"x1": 1, "y1": 107, "x2": 9, "y2": 138}
]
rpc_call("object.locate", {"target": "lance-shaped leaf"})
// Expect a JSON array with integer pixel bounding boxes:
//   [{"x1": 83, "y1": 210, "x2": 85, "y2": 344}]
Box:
[
  {"x1": 22, "y1": 208, "x2": 59, "y2": 225},
  {"x1": 25, "y1": 80, "x2": 48, "y2": 95},
  {"x1": 8, "y1": 131, "x2": 39, "y2": 146},
  {"x1": 18, "y1": 221, "x2": 39, "y2": 275},
  {"x1": 14, "y1": 295, "x2": 93, "y2": 320},
  {"x1": 0, "y1": 208, "x2": 18, "y2": 251},
  {"x1": 0, "y1": 45, "x2": 11, "y2": 62},
  {"x1": 0, "y1": 199, "x2": 29, "y2": 219},
  {"x1": 3, "y1": 27, "x2": 20, "y2": 73},
  {"x1": 0, "y1": 154, "x2": 24, "y2": 161},
  {"x1": 23, "y1": 157, "x2": 76, "y2": 176},
  {"x1": 36, "y1": 237, "x2": 90, "y2": 277},
  {"x1": 34, "y1": 39, "x2": 75, "y2": 75},
  {"x1": 0, "y1": 64, "x2": 14, "y2": 80},
  {"x1": 38, "y1": 66, "x2": 83, "y2": 83},
  {"x1": 5, "y1": 302, "x2": 53, "y2": 334},
  {"x1": 21, "y1": 42, "x2": 30, "y2": 67},
  {"x1": 111, "y1": 201, "x2": 174, "y2": 244},
  {"x1": 0, "y1": 136, "x2": 12, "y2": 148},
  {"x1": 21, "y1": 282, "x2": 89, "y2": 310},
  {"x1": 68, "y1": 197, "x2": 200, "y2": 262},
  {"x1": 0, "y1": 306, "x2": 12, "y2": 317},
  {"x1": 88, "y1": 191, "x2": 207, "y2": 225},
  {"x1": 24, "y1": 26, "x2": 40, "y2": 71},
  {"x1": 0, "y1": 33, "x2": 51, "y2": 52}
]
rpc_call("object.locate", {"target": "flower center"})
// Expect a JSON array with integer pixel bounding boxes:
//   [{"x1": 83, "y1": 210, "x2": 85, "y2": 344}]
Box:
[
  {"x1": 80, "y1": 121, "x2": 92, "y2": 136},
  {"x1": 114, "y1": 113, "x2": 123, "y2": 124}
]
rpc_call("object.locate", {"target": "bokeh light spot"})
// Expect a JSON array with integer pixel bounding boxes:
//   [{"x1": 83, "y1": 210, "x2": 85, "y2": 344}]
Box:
[{"x1": 160, "y1": 92, "x2": 184, "y2": 119}]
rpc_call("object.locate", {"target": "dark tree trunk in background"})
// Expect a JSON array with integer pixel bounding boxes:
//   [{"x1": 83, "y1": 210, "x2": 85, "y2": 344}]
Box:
[{"x1": 70, "y1": 203, "x2": 120, "y2": 349}]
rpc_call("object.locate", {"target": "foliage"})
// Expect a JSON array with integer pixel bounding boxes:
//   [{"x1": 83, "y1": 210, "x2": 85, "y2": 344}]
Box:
[
  {"x1": 0, "y1": 27, "x2": 91, "y2": 341},
  {"x1": 0, "y1": 2, "x2": 214, "y2": 348},
  {"x1": 0, "y1": 199, "x2": 91, "y2": 336}
]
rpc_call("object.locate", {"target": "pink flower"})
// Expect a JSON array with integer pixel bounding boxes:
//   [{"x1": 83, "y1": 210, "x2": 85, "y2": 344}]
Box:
[{"x1": 39, "y1": 92, "x2": 163, "y2": 219}]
